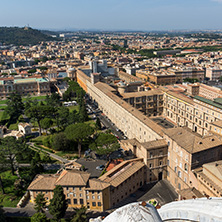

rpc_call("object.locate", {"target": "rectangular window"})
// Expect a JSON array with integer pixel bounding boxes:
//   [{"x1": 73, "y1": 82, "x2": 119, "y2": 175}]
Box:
[
  {"x1": 98, "y1": 195, "x2": 100, "y2": 200},
  {"x1": 98, "y1": 202, "x2": 101, "y2": 206},
  {"x1": 67, "y1": 199, "x2": 71, "y2": 204},
  {"x1": 150, "y1": 152, "x2": 153, "y2": 158},
  {"x1": 80, "y1": 199, "x2": 84, "y2": 205},
  {"x1": 92, "y1": 196, "x2": 95, "y2": 199},
  {"x1": 74, "y1": 199, "x2": 77, "y2": 204},
  {"x1": 79, "y1": 187, "x2": 82, "y2": 191},
  {"x1": 92, "y1": 202, "x2": 96, "y2": 206}
]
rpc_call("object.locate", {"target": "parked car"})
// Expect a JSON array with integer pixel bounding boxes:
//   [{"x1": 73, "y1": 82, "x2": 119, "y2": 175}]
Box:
[{"x1": 96, "y1": 165, "x2": 105, "y2": 170}]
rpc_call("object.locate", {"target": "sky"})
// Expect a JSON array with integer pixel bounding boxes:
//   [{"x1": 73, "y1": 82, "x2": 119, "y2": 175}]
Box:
[{"x1": 1, "y1": 0, "x2": 222, "y2": 31}]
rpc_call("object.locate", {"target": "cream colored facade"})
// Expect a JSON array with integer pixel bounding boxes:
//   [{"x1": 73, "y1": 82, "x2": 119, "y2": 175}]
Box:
[
  {"x1": 28, "y1": 159, "x2": 146, "y2": 212},
  {"x1": 163, "y1": 127, "x2": 222, "y2": 192},
  {"x1": 194, "y1": 161, "x2": 222, "y2": 197},
  {"x1": 121, "y1": 139, "x2": 168, "y2": 183},
  {"x1": 163, "y1": 91, "x2": 222, "y2": 136}
]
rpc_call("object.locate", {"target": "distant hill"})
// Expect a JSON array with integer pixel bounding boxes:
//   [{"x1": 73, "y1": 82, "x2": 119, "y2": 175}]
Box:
[{"x1": 0, "y1": 27, "x2": 59, "y2": 45}]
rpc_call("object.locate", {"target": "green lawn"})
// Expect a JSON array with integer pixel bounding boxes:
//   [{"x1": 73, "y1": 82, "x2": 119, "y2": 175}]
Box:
[
  {"x1": 8, "y1": 121, "x2": 19, "y2": 130},
  {"x1": 22, "y1": 95, "x2": 47, "y2": 102},
  {"x1": 68, "y1": 105, "x2": 79, "y2": 112},
  {"x1": 0, "y1": 100, "x2": 7, "y2": 105},
  {"x1": 0, "y1": 171, "x2": 23, "y2": 207}
]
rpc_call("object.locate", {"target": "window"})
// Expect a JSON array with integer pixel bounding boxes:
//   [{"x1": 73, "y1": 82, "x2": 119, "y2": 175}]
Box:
[
  {"x1": 79, "y1": 187, "x2": 82, "y2": 191},
  {"x1": 159, "y1": 161, "x2": 162, "y2": 166},
  {"x1": 149, "y1": 163, "x2": 152, "y2": 168},
  {"x1": 92, "y1": 202, "x2": 96, "y2": 206},
  {"x1": 159, "y1": 150, "x2": 163, "y2": 156},
  {"x1": 87, "y1": 196, "x2": 89, "y2": 199},
  {"x1": 80, "y1": 193, "x2": 82, "y2": 197},
  {"x1": 150, "y1": 152, "x2": 153, "y2": 158},
  {"x1": 92, "y1": 196, "x2": 95, "y2": 199},
  {"x1": 98, "y1": 195, "x2": 100, "y2": 200},
  {"x1": 80, "y1": 199, "x2": 84, "y2": 205},
  {"x1": 98, "y1": 202, "x2": 101, "y2": 206},
  {"x1": 184, "y1": 163, "x2": 188, "y2": 172},
  {"x1": 178, "y1": 183, "x2": 181, "y2": 190},
  {"x1": 174, "y1": 167, "x2": 177, "y2": 172},
  {"x1": 67, "y1": 199, "x2": 71, "y2": 204},
  {"x1": 74, "y1": 199, "x2": 77, "y2": 204},
  {"x1": 178, "y1": 171, "x2": 181, "y2": 178}
]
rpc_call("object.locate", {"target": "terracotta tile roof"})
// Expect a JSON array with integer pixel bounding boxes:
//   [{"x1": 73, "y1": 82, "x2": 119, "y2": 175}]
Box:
[
  {"x1": 86, "y1": 179, "x2": 110, "y2": 190},
  {"x1": 55, "y1": 169, "x2": 90, "y2": 186},
  {"x1": 106, "y1": 159, "x2": 124, "y2": 171},
  {"x1": 121, "y1": 89, "x2": 163, "y2": 99},
  {"x1": 203, "y1": 160, "x2": 222, "y2": 181},
  {"x1": 99, "y1": 159, "x2": 145, "y2": 187},
  {"x1": 178, "y1": 187, "x2": 204, "y2": 200},
  {"x1": 141, "y1": 139, "x2": 167, "y2": 150},
  {"x1": 163, "y1": 127, "x2": 222, "y2": 154},
  {"x1": 27, "y1": 174, "x2": 58, "y2": 191}
]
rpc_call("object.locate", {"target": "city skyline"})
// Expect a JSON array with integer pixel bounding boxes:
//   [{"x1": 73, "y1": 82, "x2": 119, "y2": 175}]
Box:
[{"x1": 1, "y1": 0, "x2": 222, "y2": 31}]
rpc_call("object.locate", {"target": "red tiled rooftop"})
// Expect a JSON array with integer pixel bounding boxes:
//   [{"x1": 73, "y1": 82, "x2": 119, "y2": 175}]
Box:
[{"x1": 106, "y1": 159, "x2": 123, "y2": 171}]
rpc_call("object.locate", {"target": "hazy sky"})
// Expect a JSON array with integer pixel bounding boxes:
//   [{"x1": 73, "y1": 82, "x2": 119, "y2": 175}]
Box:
[{"x1": 1, "y1": 0, "x2": 222, "y2": 31}]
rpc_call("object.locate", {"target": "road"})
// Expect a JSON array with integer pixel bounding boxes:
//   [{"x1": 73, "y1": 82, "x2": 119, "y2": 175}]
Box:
[
  {"x1": 87, "y1": 100, "x2": 126, "y2": 140},
  {"x1": 17, "y1": 163, "x2": 64, "y2": 170},
  {"x1": 27, "y1": 142, "x2": 70, "y2": 164}
]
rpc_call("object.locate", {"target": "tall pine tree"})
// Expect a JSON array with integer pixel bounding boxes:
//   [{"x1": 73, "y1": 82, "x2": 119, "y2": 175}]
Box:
[{"x1": 49, "y1": 185, "x2": 67, "y2": 221}]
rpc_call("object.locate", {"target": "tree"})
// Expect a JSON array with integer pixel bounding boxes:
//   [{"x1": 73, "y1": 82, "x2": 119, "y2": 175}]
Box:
[
  {"x1": 31, "y1": 212, "x2": 48, "y2": 222},
  {"x1": 79, "y1": 101, "x2": 88, "y2": 123},
  {"x1": 30, "y1": 159, "x2": 44, "y2": 176},
  {"x1": 68, "y1": 110, "x2": 79, "y2": 125},
  {"x1": 40, "y1": 118, "x2": 53, "y2": 134},
  {"x1": 90, "y1": 133, "x2": 120, "y2": 158},
  {"x1": 55, "y1": 106, "x2": 70, "y2": 130},
  {"x1": 71, "y1": 206, "x2": 87, "y2": 222},
  {"x1": 52, "y1": 133, "x2": 70, "y2": 151},
  {"x1": 0, "y1": 136, "x2": 25, "y2": 175},
  {"x1": 65, "y1": 123, "x2": 94, "y2": 157},
  {"x1": 49, "y1": 185, "x2": 67, "y2": 221},
  {"x1": 25, "y1": 105, "x2": 55, "y2": 135},
  {"x1": 34, "y1": 193, "x2": 47, "y2": 213},
  {"x1": 5, "y1": 92, "x2": 24, "y2": 123},
  {"x1": 0, "y1": 205, "x2": 6, "y2": 222},
  {"x1": 95, "y1": 118, "x2": 102, "y2": 131},
  {"x1": 46, "y1": 93, "x2": 61, "y2": 107}
]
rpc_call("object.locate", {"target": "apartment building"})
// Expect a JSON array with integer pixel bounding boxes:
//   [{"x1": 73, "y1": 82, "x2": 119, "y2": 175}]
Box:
[
  {"x1": 0, "y1": 77, "x2": 51, "y2": 98},
  {"x1": 99, "y1": 159, "x2": 146, "y2": 208},
  {"x1": 163, "y1": 127, "x2": 222, "y2": 191},
  {"x1": 162, "y1": 90, "x2": 222, "y2": 136},
  {"x1": 28, "y1": 159, "x2": 146, "y2": 211},
  {"x1": 121, "y1": 89, "x2": 164, "y2": 117},
  {"x1": 206, "y1": 67, "x2": 222, "y2": 81},
  {"x1": 121, "y1": 139, "x2": 168, "y2": 183},
  {"x1": 28, "y1": 169, "x2": 111, "y2": 211},
  {"x1": 194, "y1": 160, "x2": 222, "y2": 197}
]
